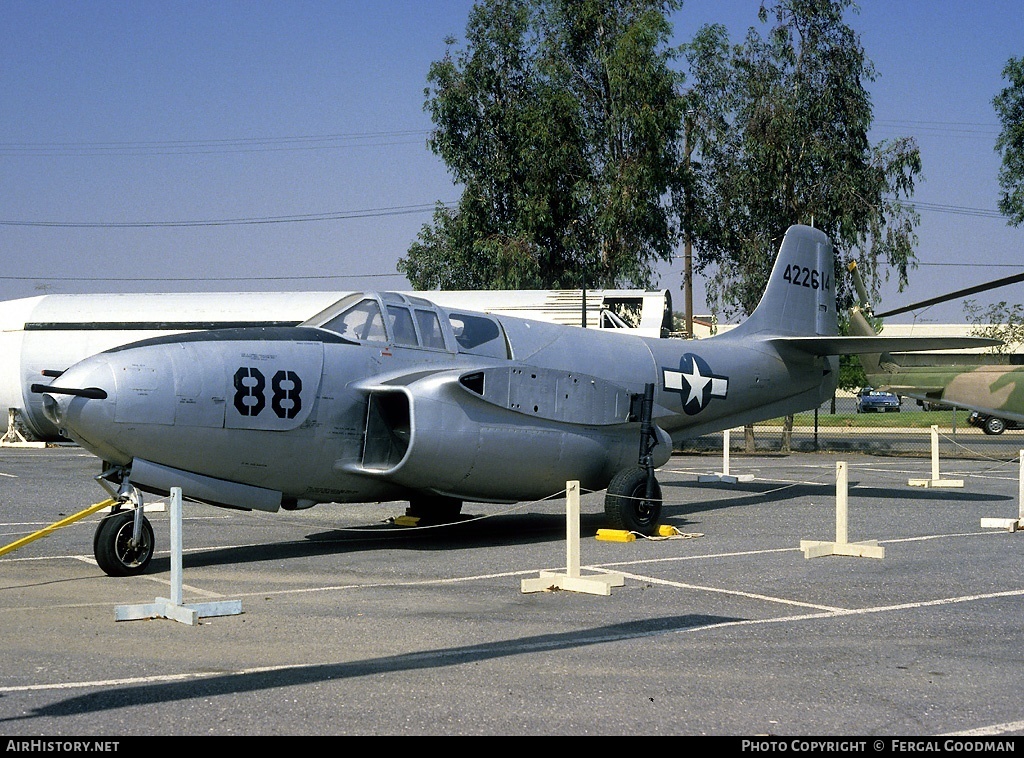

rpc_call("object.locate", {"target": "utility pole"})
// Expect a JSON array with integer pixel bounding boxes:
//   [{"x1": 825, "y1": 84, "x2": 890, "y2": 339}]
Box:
[{"x1": 683, "y1": 109, "x2": 694, "y2": 339}]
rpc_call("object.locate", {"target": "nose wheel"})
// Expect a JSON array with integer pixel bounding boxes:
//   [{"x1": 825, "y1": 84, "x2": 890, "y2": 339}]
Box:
[{"x1": 93, "y1": 485, "x2": 154, "y2": 577}]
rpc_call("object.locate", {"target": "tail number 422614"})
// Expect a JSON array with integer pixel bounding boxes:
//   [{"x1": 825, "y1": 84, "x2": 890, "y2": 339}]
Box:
[{"x1": 783, "y1": 264, "x2": 831, "y2": 291}]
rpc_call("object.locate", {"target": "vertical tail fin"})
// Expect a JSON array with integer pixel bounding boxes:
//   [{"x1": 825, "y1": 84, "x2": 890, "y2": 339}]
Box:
[{"x1": 727, "y1": 225, "x2": 837, "y2": 339}]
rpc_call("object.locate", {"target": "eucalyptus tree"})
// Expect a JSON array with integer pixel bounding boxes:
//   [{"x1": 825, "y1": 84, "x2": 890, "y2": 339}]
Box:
[
  {"x1": 994, "y1": 56, "x2": 1024, "y2": 227},
  {"x1": 399, "y1": 0, "x2": 686, "y2": 291},
  {"x1": 682, "y1": 0, "x2": 922, "y2": 322},
  {"x1": 682, "y1": 0, "x2": 922, "y2": 447}
]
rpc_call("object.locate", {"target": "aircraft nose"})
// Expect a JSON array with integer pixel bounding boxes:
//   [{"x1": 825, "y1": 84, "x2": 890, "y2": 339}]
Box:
[{"x1": 31, "y1": 357, "x2": 123, "y2": 461}]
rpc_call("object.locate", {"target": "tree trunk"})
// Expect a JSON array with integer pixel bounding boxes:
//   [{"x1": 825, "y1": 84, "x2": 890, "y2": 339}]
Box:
[
  {"x1": 744, "y1": 423, "x2": 755, "y2": 453},
  {"x1": 781, "y1": 414, "x2": 793, "y2": 453}
]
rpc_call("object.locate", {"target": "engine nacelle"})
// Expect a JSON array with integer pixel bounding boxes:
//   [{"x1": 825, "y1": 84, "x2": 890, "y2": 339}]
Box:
[{"x1": 345, "y1": 371, "x2": 670, "y2": 502}]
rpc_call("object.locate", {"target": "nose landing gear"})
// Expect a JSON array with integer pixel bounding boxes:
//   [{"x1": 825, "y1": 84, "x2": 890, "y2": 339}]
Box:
[{"x1": 93, "y1": 482, "x2": 154, "y2": 577}]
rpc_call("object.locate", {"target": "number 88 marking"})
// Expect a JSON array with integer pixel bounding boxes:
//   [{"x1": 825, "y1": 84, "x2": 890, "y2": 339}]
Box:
[{"x1": 232, "y1": 367, "x2": 302, "y2": 419}]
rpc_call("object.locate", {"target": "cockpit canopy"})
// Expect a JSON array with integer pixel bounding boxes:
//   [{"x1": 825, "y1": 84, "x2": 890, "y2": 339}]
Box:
[{"x1": 301, "y1": 291, "x2": 509, "y2": 359}]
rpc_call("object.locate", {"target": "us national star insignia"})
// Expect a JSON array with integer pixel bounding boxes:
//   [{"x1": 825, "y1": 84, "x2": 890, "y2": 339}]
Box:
[{"x1": 663, "y1": 353, "x2": 729, "y2": 415}]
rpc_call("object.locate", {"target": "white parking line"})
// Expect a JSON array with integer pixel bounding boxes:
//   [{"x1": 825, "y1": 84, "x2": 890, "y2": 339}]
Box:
[{"x1": 4, "y1": 585, "x2": 1023, "y2": 698}]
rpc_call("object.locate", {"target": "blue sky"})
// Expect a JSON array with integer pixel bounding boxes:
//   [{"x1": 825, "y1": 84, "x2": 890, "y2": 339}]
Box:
[{"x1": 1, "y1": 0, "x2": 1021, "y2": 324}]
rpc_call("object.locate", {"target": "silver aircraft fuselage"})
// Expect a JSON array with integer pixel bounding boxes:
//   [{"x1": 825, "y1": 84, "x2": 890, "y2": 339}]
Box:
[
  {"x1": 41, "y1": 290, "x2": 831, "y2": 512},
  {"x1": 41, "y1": 226, "x2": 991, "y2": 517},
  {"x1": 30, "y1": 226, "x2": 1003, "y2": 580}
]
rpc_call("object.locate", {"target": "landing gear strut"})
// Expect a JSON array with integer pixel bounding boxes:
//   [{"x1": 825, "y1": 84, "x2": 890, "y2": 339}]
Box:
[
  {"x1": 604, "y1": 383, "x2": 663, "y2": 535},
  {"x1": 93, "y1": 482, "x2": 154, "y2": 577}
]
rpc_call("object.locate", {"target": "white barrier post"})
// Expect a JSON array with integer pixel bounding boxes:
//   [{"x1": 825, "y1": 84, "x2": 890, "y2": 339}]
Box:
[
  {"x1": 521, "y1": 481, "x2": 625, "y2": 596},
  {"x1": 699, "y1": 428, "x2": 754, "y2": 484},
  {"x1": 981, "y1": 449, "x2": 1024, "y2": 532},
  {"x1": 801, "y1": 461, "x2": 884, "y2": 559},
  {"x1": 908, "y1": 425, "x2": 963, "y2": 488},
  {"x1": 115, "y1": 487, "x2": 243, "y2": 624}
]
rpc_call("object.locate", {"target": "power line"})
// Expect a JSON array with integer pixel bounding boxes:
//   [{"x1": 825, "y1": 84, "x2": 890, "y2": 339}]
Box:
[
  {"x1": 0, "y1": 197, "x2": 1001, "y2": 229},
  {"x1": 912, "y1": 262, "x2": 1023, "y2": 268},
  {"x1": 872, "y1": 119, "x2": 1001, "y2": 139},
  {"x1": 0, "y1": 272, "x2": 404, "y2": 283},
  {"x1": 910, "y1": 200, "x2": 1005, "y2": 219},
  {"x1": 0, "y1": 202, "x2": 454, "y2": 228},
  {"x1": 875, "y1": 119, "x2": 998, "y2": 128},
  {"x1": 0, "y1": 121, "x2": 1007, "y2": 227},
  {"x1": 0, "y1": 130, "x2": 431, "y2": 157}
]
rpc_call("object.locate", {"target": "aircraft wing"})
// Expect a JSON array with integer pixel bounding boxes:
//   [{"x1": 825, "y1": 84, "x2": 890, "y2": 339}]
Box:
[{"x1": 770, "y1": 335, "x2": 1001, "y2": 357}]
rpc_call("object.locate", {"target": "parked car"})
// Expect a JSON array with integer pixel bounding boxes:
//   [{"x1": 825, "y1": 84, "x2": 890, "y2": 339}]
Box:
[
  {"x1": 967, "y1": 412, "x2": 1022, "y2": 435},
  {"x1": 856, "y1": 387, "x2": 901, "y2": 413}
]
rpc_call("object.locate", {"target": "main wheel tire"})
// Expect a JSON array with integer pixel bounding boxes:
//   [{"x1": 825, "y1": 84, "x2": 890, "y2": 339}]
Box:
[
  {"x1": 983, "y1": 416, "x2": 1006, "y2": 435},
  {"x1": 94, "y1": 510, "x2": 154, "y2": 577},
  {"x1": 604, "y1": 466, "x2": 662, "y2": 536}
]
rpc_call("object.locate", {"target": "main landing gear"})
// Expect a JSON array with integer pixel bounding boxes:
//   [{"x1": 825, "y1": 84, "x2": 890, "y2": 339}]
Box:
[
  {"x1": 404, "y1": 494, "x2": 464, "y2": 525},
  {"x1": 604, "y1": 383, "x2": 663, "y2": 536},
  {"x1": 93, "y1": 482, "x2": 154, "y2": 577}
]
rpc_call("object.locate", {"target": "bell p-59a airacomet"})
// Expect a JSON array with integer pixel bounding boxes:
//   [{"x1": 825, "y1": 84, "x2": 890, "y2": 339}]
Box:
[{"x1": 31, "y1": 225, "x2": 998, "y2": 577}]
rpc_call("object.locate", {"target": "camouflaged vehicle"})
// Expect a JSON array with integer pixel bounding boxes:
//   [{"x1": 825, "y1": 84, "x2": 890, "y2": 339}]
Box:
[{"x1": 847, "y1": 262, "x2": 1024, "y2": 425}]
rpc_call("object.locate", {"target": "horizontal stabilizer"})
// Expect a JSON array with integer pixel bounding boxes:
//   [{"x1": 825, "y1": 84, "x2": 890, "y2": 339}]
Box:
[{"x1": 771, "y1": 335, "x2": 1001, "y2": 357}]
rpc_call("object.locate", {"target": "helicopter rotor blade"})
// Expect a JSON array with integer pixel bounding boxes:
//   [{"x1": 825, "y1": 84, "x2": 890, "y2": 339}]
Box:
[{"x1": 873, "y1": 270, "x2": 1024, "y2": 318}]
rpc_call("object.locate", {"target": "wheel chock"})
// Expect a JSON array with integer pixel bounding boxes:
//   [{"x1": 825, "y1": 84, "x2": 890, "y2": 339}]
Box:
[
  {"x1": 393, "y1": 515, "x2": 420, "y2": 527},
  {"x1": 596, "y1": 528, "x2": 635, "y2": 542}
]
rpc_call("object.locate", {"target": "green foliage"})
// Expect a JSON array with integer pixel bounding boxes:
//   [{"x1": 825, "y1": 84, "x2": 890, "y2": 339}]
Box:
[
  {"x1": 398, "y1": 0, "x2": 686, "y2": 291},
  {"x1": 837, "y1": 354, "x2": 867, "y2": 391},
  {"x1": 964, "y1": 298, "x2": 1024, "y2": 354},
  {"x1": 681, "y1": 0, "x2": 922, "y2": 321},
  {"x1": 833, "y1": 310, "x2": 867, "y2": 390},
  {"x1": 993, "y1": 56, "x2": 1024, "y2": 227}
]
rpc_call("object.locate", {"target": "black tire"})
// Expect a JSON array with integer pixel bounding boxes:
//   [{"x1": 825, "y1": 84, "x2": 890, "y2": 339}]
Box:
[
  {"x1": 405, "y1": 495, "x2": 463, "y2": 524},
  {"x1": 94, "y1": 510, "x2": 154, "y2": 577},
  {"x1": 983, "y1": 416, "x2": 1006, "y2": 435},
  {"x1": 604, "y1": 466, "x2": 662, "y2": 536}
]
